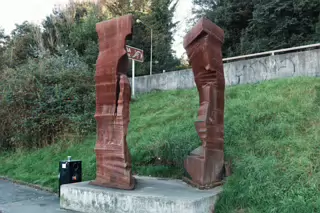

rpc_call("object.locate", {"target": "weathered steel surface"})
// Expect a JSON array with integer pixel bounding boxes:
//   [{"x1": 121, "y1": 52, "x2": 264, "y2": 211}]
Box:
[
  {"x1": 91, "y1": 14, "x2": 135, "y2": 190},
  {"x1": 183, "y1": 17, "x2": 225, "y2": 189}
]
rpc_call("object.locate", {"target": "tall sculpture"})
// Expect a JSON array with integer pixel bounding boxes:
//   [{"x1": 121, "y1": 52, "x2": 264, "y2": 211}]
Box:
[
  {"x1": 91, "y1": 15, "x2": 135, "y2": 190},
  {"x1": 183, "y1": 18, "x2": 225, "y2": 189}
]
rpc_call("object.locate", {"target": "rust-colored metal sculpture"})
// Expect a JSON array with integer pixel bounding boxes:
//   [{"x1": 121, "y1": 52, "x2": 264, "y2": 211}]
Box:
[
  {"x1": 183, "y1": 17, "x2": 225, "y2": 189},
  {"x1": 91, "y1": 15, "x2": 135, "y2": 190}
]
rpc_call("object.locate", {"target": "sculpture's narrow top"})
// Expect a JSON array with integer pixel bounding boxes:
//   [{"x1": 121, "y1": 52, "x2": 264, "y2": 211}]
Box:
[{"x1": 183, "y1": 17, "x2": 224, "y2": 49}]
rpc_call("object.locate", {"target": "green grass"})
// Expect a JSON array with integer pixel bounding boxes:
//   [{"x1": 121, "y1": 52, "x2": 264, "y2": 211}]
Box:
[{"x1": 1, "y1": 77, "x2": 320, "y2": 213}]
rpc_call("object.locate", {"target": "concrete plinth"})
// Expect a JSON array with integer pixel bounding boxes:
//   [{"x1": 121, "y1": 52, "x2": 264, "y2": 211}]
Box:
[{"x1": 60, "y1": 176, "x2": 222, "y2": 213}]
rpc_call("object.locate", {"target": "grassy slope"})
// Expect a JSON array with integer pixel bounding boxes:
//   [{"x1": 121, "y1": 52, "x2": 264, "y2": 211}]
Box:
[{"x1": 1, "y1": 77, "x2": 320, "y2": 213}]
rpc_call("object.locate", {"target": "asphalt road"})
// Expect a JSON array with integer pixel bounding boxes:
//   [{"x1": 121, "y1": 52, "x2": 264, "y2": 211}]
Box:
[{"x1": 0, "y1": 179, "x2": 75, "y2": 213}]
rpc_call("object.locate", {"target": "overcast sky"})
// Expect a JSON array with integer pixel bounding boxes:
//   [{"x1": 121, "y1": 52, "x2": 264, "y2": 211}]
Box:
[
  {"x1": 173, "y1": 0, "x2": 193, "y2": 57},
  {"x1": 0, "y1": 0, "x2": 193, "y2": 57}
]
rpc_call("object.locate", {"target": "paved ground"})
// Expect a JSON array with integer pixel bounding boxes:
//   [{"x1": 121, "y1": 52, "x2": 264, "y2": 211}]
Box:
[{"x1": 0, "y1": 179, "x2": 76, "y2": 213}]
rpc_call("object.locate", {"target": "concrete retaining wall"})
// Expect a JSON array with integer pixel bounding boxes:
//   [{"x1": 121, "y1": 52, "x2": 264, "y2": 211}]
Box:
[{"x1": 130, "y1": 48, "x2": 320, "y2": 94}]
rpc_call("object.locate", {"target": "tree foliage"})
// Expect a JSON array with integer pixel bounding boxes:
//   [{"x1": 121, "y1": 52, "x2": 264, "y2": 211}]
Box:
[
  {"x1": 131, "y1": 0, "x2": 180, "y2": 75},
  {"x1": 193, "y1": 0, "x2": 320, "y2": 57},
  {"x1": 0, "y1": 0, "x2": 181, "y2": 150},
  {"x1": 39, "y1": 0, "x2": 180, "y2": 75},
  {"x1": 5, "y1": 22, "x2": 41, "y2": 66},
  {"x1": 0, "y1": 28, "x2": 9, "y2": 71}
]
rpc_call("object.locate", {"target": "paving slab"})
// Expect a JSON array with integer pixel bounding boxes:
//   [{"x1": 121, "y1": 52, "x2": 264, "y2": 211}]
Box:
[{"x1": 0, "y1": 179, "x2": 76, "y2": 213}]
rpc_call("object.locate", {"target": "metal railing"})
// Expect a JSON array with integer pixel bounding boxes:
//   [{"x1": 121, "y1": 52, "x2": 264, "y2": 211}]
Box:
[{"x1": 223, "y1": 43, "x2": 320, "y2": 63}]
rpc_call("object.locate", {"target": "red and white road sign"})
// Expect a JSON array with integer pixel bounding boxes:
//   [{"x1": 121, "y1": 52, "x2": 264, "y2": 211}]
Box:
[{"x1": 126, "y1": 45, "x2": 144, "y2": 62}]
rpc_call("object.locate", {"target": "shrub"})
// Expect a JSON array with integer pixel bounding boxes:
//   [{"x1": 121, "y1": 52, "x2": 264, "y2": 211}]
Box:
[{"x1": 0, "y1": 48, "x2": 95, "y2": 150}]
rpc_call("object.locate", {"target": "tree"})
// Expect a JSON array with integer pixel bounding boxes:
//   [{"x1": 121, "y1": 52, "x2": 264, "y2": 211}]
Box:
[
  {"x1": 41, "y1": 0, "x2": 180, "y2": 75},
  {"x1": 130, "y1": 0, "x2": 180, "y2": 75},
  {"x1": 193, "y1": 0, "x2": 254, "y2": 57},
  {"x1": 0, "y1": 28, "x2": 10, "y2": 71},
  {"x1": 98, "y1": 0, "x2": 150, "y2": 16},
  {"x1": 242, "y1": 0, "x2": 320, "y2": 53},
  {"x1": 193, "y1": 0, "x2": 320, "y2": 57},
  {"x1": 5, "y1": 22, "x2": 41, "y2": 67}
]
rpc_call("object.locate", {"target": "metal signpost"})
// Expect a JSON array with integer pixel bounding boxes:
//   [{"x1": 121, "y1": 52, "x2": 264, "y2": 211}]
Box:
[{"x1": 126, "y1": 45, "x2": 144, "y2": 97}]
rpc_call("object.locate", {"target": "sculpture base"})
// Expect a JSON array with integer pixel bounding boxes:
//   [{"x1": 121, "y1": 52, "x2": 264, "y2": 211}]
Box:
[
  {"x1": 60, "y1": 176, "x2": 222, "y2": 213},
  {"x1": 184, "y1": 148, "x2": 225, "y2": 188},
  {"x1": 89, "y1": 177, "x2": 136, "y2": 190},
  {"x1": 182, "y1": 176, "x2": 224, "y2": 190}
]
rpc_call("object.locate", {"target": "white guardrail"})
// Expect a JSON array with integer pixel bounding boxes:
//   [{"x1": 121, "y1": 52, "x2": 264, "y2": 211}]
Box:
[{"x1": 223, "y1": 43, "x2": 320, "y2": 63}]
